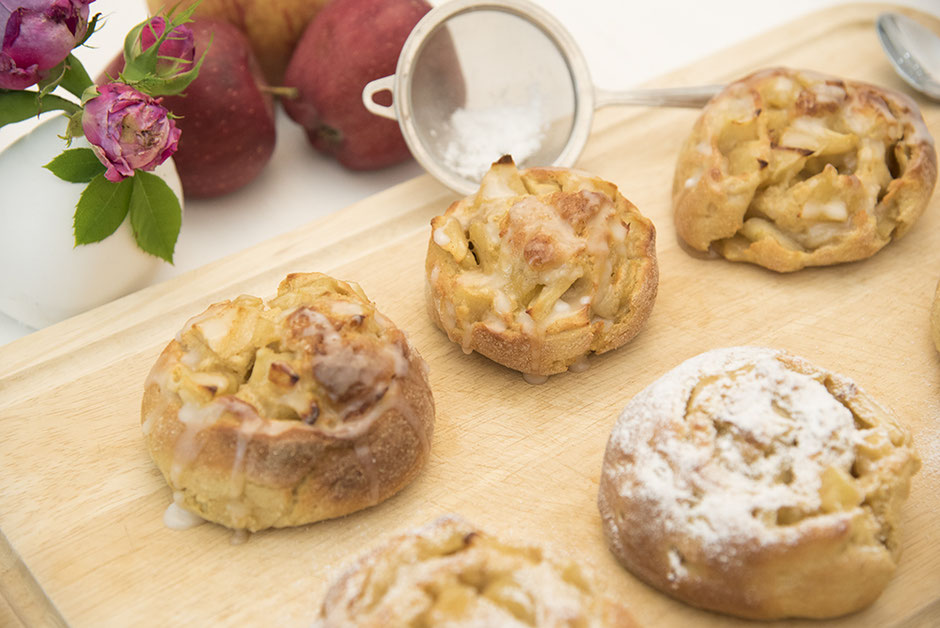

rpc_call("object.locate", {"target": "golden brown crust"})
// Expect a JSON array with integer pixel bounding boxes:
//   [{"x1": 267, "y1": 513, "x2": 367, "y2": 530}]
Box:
[
  {"x1": 598, "y1": 346, "x2": 920, "y2": 619},
  {"x1": 313, "y1": 515, "x2": 638, "y2": 627},
  {"x1": 673, "y1": 67, "x2": 937, "y2": 272},
  {"x1": 141, "y1": 273, "x2": 435, "y2": 531},
  {"x1": 426, "y1": 158, "x2": 658, "y2": 376}
]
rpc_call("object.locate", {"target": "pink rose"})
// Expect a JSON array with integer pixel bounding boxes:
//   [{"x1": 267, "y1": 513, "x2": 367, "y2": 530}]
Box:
[
  {"x1": 0, "y1": 0, "x2": 95, "y2": 89},
  {"x1": 82, "y1": 82, "x2": 180, "y2": 182},
  {"x1": 139, "y1": 15, "x2": 195, "y2": 78}
]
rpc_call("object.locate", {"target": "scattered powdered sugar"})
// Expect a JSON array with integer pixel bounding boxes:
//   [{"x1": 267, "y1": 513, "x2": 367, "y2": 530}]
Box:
[
  {"x1": 440, "y1": 100, "x2": 546, "y2": 182},
  {"x1": 604, "y1": 346, "x2": 863, "y2": 576},
  {"x1": 666, "y1": 548, "x2": 687, "y2": 583}
]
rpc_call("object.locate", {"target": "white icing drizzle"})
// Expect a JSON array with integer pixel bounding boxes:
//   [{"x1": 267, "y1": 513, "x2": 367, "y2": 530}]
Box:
[
  {"x1": 354, "y1": 438, "x2": 380, "y2": 504},
  {"x1": 230, "y1": 529, "x2": 250, "y2": 545},
  {"x1": 163, "y1": 502, "x2": 206, "y2": 530},
  {"x1": 229, "y1": 413, "x2": 263, "y2": 498},
  {"x1": 163, "y1": 491, "x2": 206, "y2": 530},
  {"x1": 568, "y1": 356, "x2": 590, "y2": 373},
  {"x1": 170, "y1": 401, "x2": 224, "y2": 485},
  {"x1": 522, "y1": 372, "x2": 549, "y2": 385},
  {"x1": 162, "y1": 288, "x2": 425, "y2": 519},
  {"x1": 141, "y1": 389, "x2": 166, "y2": 437}
]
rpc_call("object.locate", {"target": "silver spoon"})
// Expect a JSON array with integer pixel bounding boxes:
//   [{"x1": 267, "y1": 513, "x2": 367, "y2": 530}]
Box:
[
  {"x1": 876, "y1": 12, "x2": 940, "y2": 101},
  {"x1": 362, "y1": 0, "x2": 722, "y2": 195}
]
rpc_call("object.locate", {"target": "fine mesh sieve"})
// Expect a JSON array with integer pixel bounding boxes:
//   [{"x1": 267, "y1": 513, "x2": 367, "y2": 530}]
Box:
[{"x1": 363, "y1": 0, "x2": 723, "y2": 195}]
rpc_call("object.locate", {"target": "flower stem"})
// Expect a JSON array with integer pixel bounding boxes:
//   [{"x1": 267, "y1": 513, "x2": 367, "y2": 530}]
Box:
[
  {"x1": 0, "y1": 91, "x2": 81, "y2": 128},
  {"x1": 260, "y1": 85, "x2": 299, "y2": 100},
  {"x1": 60, "y1": 54, "x2": 94, "y2": 100}
]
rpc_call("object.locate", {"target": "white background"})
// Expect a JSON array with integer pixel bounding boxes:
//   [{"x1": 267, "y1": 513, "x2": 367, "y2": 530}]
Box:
[{"x1": 1, "y1": 0, "x2": 939, "y2": 343}]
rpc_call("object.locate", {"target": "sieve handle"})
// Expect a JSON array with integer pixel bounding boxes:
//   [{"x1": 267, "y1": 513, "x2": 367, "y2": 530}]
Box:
[
  {"x1": 594, "y1": 84, "x2": 724, "y2": 109},
  {"x1": 362, "y1": 75, "x2": 398, "y2": 120}
]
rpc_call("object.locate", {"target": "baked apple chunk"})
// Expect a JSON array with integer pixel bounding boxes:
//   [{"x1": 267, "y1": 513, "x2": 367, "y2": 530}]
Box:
[
  {"x1": 426, "y1": 157, "x2": 658, "y2": 378},
  {"x1": 673, "y1": 67, "x2": 937, "y2": 272}
]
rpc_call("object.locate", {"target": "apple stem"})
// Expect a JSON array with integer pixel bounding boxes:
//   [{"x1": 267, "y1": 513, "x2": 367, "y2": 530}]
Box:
[{"x1": 261, "y1": 85, "x2": 299, "y2": 100}]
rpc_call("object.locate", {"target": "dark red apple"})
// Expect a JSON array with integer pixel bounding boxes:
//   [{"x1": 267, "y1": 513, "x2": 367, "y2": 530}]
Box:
[
  {"x1": 281, "y1": 0, "x2": 431, "y2": 170},
  {"x1": 101, "y1": 18, "x2": 276, "y2": 198}
]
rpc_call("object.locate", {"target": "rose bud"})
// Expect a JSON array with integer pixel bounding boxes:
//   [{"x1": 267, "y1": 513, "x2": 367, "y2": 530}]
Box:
[
  {"x1": 138, "y1": 15, "x2": 195, "y2": 78},
  {"x1": 82, "y1": 82, "x2": 181, "y2": 182},
  {"x1": 0, "y1": 0, "x2": 95, "y2": 90}
]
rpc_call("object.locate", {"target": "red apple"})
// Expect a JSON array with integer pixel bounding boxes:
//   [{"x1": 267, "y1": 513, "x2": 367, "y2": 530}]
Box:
[
  {"x1": 146, "y1": 0, "x2": 330, "y2": 85},
  {"x1": 101, "y1": 18, "x2": 276, "y2": 198},
  {"x1": 282, "y1": 0, "x2": 431, "y2": 170}
]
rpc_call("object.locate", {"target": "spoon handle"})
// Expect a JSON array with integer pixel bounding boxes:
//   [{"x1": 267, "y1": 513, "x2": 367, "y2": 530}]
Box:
[{"x1": 594, "y1": 84, "x2": 723, "y2": 109}]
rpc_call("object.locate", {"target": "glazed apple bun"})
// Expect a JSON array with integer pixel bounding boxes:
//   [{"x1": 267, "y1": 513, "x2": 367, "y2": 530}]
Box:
[
  {"x1": 141, "y1": 273, "x2": 435, "y2": 531},
  {"x1": 597, "y1": 346, "x2": 920, "y2": 619},
  {"x1": 313, "y1": 514, "x2": 637, "y2": 627},
  {"x1": 425, "y1": 156, "x2": 658, "y2": 378},
  {"x1": 673, "y1": 67, "x2": 937, "y2": 272}
]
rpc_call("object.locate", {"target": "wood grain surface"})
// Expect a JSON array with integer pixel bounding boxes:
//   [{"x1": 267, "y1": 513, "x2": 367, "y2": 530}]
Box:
[{"x1": 2, "y1": 4, "x2": 939, "y2": 626}]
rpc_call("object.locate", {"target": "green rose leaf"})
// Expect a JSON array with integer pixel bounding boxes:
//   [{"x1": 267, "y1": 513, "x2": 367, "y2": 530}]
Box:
[
  {"x1": 129, "y1": 171, "x2": 181, "y2": 264},
  {"x1": 77, "y1": 13, "x2": 102, "y2": 47},
  {"x1": 74, "y1": 174, "x2": 133, "y2": 246},
  {"x1": 45, "y1": 148, "x2": 106, "y2": 183},
  {"x1": 59, "y1": 54, "x2": 95, "y2": 100},
  {"x1": 121, "y1": 21, "x2": 148, "y2": 80},
  {"x1": 120, "y1": 5, "x2": 206, "y2": 97},
  {"x1": 63, "y1": 110, "x2": 85, "y2": 143},
  {"x1": 0, "y1": 91, "x2": 80, "y2": 128},
  {"x1": 131, "y1": 49, "x2": 207, "y2": 97},
  {"x1": 37, "y1": 61, "x2": 67, "y2": 97}
]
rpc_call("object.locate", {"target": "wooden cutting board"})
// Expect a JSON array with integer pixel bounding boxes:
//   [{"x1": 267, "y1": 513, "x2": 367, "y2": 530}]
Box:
[{"x1": 2, "y1": 4, "x2": 939, "y2": 626}]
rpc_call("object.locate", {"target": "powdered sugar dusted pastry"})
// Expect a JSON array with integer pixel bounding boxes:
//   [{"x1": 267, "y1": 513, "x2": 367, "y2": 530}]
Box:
[
  {"x1": 597, "y1": 346, "x2": 920, "y2": 619},
  {"x1": 673, "y1": 67, "x2": 937, "y2": 272},
  {"x1": 314, "y1": 515, "x2": 637, "y2": 627},
  {"x1": 141, "y1": 273, "x2": 434, "y2": 531},
  {"x1": 426, "y1": 156, "x2": 658, "y2": 378}
]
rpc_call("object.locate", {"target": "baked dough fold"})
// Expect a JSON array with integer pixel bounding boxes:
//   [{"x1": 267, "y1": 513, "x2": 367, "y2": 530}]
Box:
[
  {"x1": 673, "y1": 68, "x2": 937, "y2": 271},
  {"x1": 314, "y1": 515, "x2": 637, "y2": 627},
  {"x1": 598, "y1": 346, "x2": 920, "y2": 619},
  {"x1": 141, "y1": 272, "x2": 434, "y2": 531},
  {"x1": 426, "y1": 157, "x2": 658, "y2": 376}
]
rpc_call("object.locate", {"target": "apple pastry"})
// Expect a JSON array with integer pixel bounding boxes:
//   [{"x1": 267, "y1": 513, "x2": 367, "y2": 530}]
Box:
[
  {"x1": 425, "y1": 156, "x2": 658, "y2": 378},
  {"x1": 141, "y1": 272, "x2": 435, "y2": 531},
  {"x1": 598, "y1": 346, "x2": 921, "y2": 619},
  {"x1": 673, "y1": 67, "x2": 937, "y2": 272},
  {"x1": 313, "y1": 514, "x2": 637, "y2": 627}
]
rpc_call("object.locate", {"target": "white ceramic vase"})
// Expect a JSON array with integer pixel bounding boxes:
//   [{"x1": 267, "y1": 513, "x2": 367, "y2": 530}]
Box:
[{"x1": 0, "y1": 116, "x2": 183, "y2": 329}]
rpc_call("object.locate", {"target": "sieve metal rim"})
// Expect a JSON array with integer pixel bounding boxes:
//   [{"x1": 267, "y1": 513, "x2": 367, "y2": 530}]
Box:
[{"x1": 363, "y1": 0, "x2": 596, "y2": 196}]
